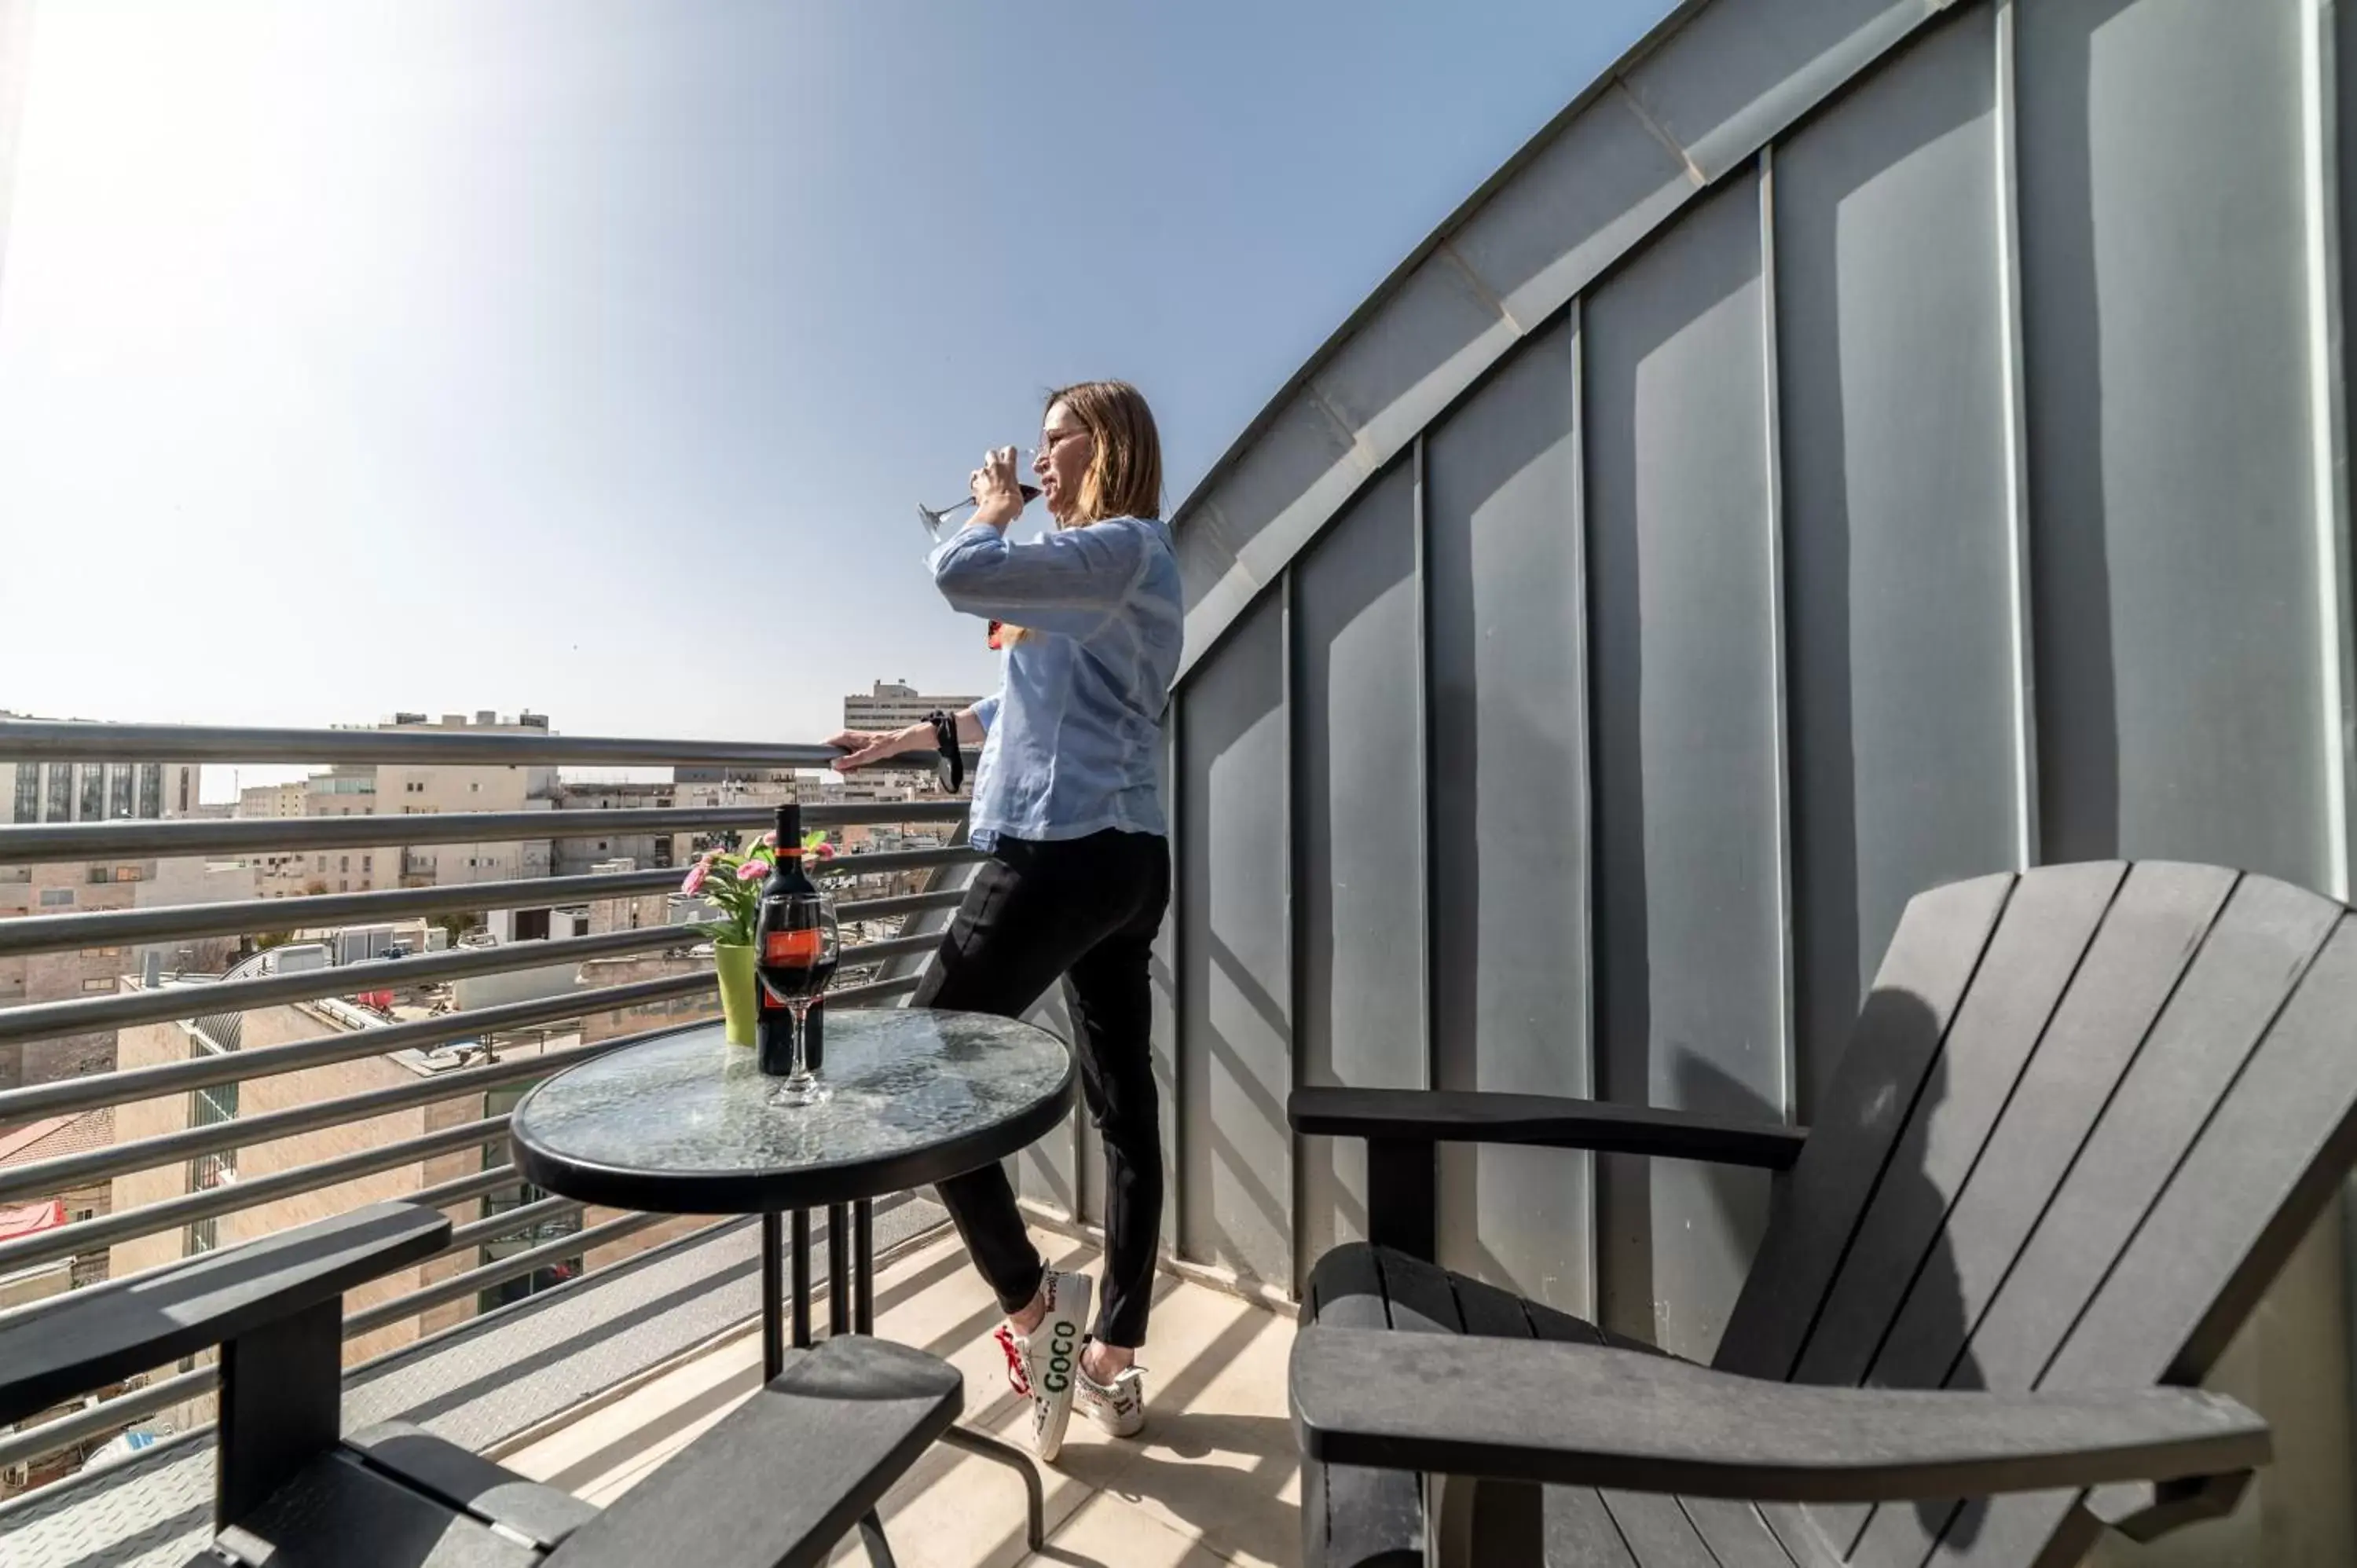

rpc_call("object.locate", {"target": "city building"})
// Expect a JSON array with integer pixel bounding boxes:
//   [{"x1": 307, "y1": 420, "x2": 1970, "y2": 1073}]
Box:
[
  {"x1": 234, "y1": 782, "x2": 306, "y2": 820},
  {"x1": 0, "y1": 857, "x2": 247, "y2": 1090},
  {"x1": 244, "y1": 713, "x2": 557, "y2": 899},
  {"x1": 0, "y1": 1108, "x2": 114, "y2": 1310},
  {"x1": 379, "y1": 713, "x2": 555, "y2": 889},
  {"x1": 546, "y1": 782, "x2": 677, "y2": 878},
  {"x1": 106, "y1": 941, "x2": 708, "y2": 1431},
  {"x1": 0, "y1": 715, "x2": 202, "y2": 828}
]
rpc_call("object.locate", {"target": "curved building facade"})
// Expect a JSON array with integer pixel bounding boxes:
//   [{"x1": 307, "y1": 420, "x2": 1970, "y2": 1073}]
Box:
[{"x1": 1006, "y1": 0, "x2": 2357, "y2": 1556}]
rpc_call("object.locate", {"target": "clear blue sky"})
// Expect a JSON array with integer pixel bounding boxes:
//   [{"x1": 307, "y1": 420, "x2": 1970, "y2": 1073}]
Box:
[{"x1": 0, "y1": 0, "x2": 1670, "y2": 780}]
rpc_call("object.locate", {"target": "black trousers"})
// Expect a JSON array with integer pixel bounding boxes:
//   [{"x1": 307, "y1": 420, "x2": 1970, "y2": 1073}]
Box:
[{"x1": 916, "y1": 829, "x2": 1170, "y2": 1349}]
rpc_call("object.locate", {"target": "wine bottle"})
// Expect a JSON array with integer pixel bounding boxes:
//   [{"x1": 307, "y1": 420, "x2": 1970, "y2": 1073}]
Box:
[{"x1": 753, "y1": 804, "x2": 824, "y2": 1075}]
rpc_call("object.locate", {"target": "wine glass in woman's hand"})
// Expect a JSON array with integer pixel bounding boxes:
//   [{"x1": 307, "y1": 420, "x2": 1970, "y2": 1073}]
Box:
[{"x1": 970, "y1": 446, "x2": 1028, "y2": 527}]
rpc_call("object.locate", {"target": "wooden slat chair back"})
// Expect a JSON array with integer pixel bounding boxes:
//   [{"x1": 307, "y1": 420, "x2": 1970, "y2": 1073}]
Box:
[{"x1": 1698, "y1": 861, "x2": 2357, "y2": 1565}]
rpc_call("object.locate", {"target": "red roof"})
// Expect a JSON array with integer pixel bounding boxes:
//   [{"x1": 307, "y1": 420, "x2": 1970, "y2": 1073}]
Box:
[
  {"x1": 0, "y1": 1200, "x2": 64, "y2": 1241},
  {"x1": 0, "y1": 1107, "x2": 115, "y2": 1168}
]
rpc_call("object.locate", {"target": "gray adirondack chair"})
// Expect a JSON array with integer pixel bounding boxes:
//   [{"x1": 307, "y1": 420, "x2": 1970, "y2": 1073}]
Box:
[
  {"x1": 1289, "y1": 861, "x2": 2357, "y2": 1566},
  {"x1": 0, "y1": 1201, "x2": 968, "y2": 1568}
]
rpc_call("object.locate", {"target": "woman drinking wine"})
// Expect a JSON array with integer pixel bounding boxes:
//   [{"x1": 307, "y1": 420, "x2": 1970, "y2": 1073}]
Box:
[{"x1": 827, "y1": 380, "x2": 1181, "y2": 1460}]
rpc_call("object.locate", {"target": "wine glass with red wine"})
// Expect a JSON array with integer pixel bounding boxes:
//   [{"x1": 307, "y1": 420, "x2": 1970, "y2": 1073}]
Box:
[
  {"x1": 754, "y1": 890, "x2": 841, "y2": 1107},
  {"x1": 917, "y1": 483, "x2": 1040, "y2": 542}
]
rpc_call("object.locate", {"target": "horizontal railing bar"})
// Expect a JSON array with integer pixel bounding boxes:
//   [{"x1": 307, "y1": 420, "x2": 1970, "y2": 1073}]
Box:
[
  {"x1": 343, "y1": 1211, "x2": 680, "y2": 1337},
  {"x1": 0, "y1": 929, "x2": 925, "y2": 1128},
  {"x1": 835, "y1": 932, "x2": 944, "y2": 966},
  {"x1": 412, "y1": 1163, "x2": 530, "y2": 1213},
  {"x1": 0, "y1": 964, "x2": 922, "y2": 1199},
  {"x1": 445, "y1": 1195, "x2": 585, "y2": 1254},
  {"x1": 823, "y1": 973, "x2": 923, "y2": 1007},
  {"x1": 0, "y1": 1368, "x2": 214, "y2": 1473},
  {"x1": 0, "y1": 857, "x2": 979, "y2": 960},
  {"x1": 833, "y1": 888, "x2": 967, "y2": 922},
  {"x1": 0, "y1": 1193, "x2": 937, "y2": 1480},
  {"x1": 0, "y1": 924, "x2": 712, "y2": 1046},
  {"x1": 0, "y1": 1127, "x2": 521, "y2": 1277},
  {"x1": 0, "y1": 1207, "x2": 717, "y2": 1475},
  {"x1": 0, "y1": 972, "x2": 717, "y2": 1127},
  {"x1": 0, "y1": 1035, "x2": 626, "y2": 1204},
  {"x1": 0, "y1": 800, "x2": 969, "y2": 864},
  {"x1": 0, "y1": 866, "x2": 683, "y2": 958},
  {"x1": 0, "y1": 718, "x2": 958, "y2": 771}
]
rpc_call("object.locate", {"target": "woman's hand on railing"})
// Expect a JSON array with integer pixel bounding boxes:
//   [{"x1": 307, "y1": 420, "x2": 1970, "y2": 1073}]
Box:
[{"x1": 827, "y1": 727, "x2": 929, "y2": 772}]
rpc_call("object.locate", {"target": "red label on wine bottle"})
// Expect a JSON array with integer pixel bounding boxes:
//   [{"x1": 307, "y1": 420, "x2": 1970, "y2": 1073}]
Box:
[{"x1": 764, "y1": 929, "x2": 821, "y2": 965}]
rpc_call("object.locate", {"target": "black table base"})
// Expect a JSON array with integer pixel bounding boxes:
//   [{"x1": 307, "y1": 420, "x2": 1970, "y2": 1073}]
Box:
[
  {"x1": 508, "y1": 1014, "x2": 1076, "y2": 1563},
  {"x1": 756, "y1": 1200, "x2": 1044, "y2": 1555}
]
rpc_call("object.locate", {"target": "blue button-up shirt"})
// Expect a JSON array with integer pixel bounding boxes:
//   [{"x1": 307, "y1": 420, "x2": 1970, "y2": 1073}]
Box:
[{"x1": 927, "y1": 515, "x2": 1182, "y2": 852}]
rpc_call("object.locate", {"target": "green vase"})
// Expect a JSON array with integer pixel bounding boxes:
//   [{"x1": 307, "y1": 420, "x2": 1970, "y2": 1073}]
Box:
[{"x1": 715, "y1": 941, "x2": 757, "y2": 1046}]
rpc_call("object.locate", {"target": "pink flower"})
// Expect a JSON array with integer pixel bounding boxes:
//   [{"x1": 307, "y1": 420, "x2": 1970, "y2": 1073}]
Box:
[
  {"x1": 761, "y1": 830, "x2": 779, "y2": 847},
  {"x1": 737, "y1": 861, "x2": 766, "y2": 881},
  {"x1": 814, "y1": 841, "x2": 835, "y2": 860},
  {"x1": 680, "y1": 865, "x2": 708, "y2": 896}
]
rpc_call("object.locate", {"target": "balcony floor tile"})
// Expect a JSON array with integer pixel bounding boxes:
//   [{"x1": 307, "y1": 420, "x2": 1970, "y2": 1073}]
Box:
[{"x1": 498, "y1": 1227, "x2": 1301, "y2": 1568}]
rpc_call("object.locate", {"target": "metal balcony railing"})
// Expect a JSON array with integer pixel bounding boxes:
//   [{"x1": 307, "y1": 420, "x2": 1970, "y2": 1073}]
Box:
[{"x1": 0, "y1": 719, "x2": 981, "y2": 1487}]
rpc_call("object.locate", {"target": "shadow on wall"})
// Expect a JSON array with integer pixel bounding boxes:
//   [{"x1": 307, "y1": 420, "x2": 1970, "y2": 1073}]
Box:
[{"x1": 1673, "y1": 987, "x2": 1985, "y2": 1552}]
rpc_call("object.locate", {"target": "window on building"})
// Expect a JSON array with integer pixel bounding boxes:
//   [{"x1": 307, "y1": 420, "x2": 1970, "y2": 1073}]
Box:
[
  {"x1": 114, "y1": 866, "x2": 140, "y2": 882},
  {"x1": 138, "y1": 762, "x2": 163, "y2": 819},
  {"x1": 82, "y1": 977, "x2": 115, "y2": 992},
  {"x1": 38, "y1": 889, "x2": 73, "y2": 907},
  {"x1": 12, "y1": 764, "x2": 38, "y2": 824},
  {"x1": 178, "y1": 768, "x2": 192, "y2": 813},
  {"x1": 362, "y1": 855, "x2": 372, "y2": 873},
  {"x1": 339, "y1": 855, "x2": 350, "y2": 873},
  {"x1": 469, "y1": 782, "x2": 481, "y2": 793},
  {"x1": 317, "y1": 856, "x2": 327, "y2": 873},
  {"x1": 108, "y1": 764, "x2": 134, "y2": 820},
  {"x1": 79, "y1": 765, "x2": 104, "y2": 822},
  {"x1": 81, "y1": 947, "x2": 123, "y2": 958},
  {"x1": 86, "y1": 866, "x2": 109, "y2": 885},
  {"x1": 185, "y1": 1061, "x2": 236, "y2": 1260},
  {"x1": 339, "y1": 880, "x2": 349, "y2": 892},
  {"x1": 478, "y1": 1085, "x2": 582, "y2": 1313}
]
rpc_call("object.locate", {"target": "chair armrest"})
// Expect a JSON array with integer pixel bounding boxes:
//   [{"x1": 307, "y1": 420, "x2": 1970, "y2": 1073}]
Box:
[
  {"x1": 1290, "y1": 1327, "x2": 2269, "y2": 1504},
  {"x1": 548, "y1": 1335, "x2": 962, "y2": 1568},
  {"x1": 1291, "y1": 1088, "x2": 1803, "y2": 1262},
  {"x1": 1288, "y1": 1087, "x2": 1805, "y2": 1169},
  {"x1": 0, "y1": 1200, "x2": 449, "y2": 1427}
]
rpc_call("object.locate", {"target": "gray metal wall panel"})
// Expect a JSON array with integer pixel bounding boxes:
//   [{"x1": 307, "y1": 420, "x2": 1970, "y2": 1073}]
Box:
[
  {"x1": 2019, "y1": 0, "x2": 2327, "y2": 885},
  {"x1": 1177, "y1": 593, "x2": 1294, "y2": 1282},
  {"x1": 1585, "y1": 172, "x2": 1783, "y2": 1358},
  {"x1": 1293, "y1": 463, "x2": 1424, "y2": 1281},
  {"x1": 1424, "y1": 320, "x2": 1595, "y2": 1316},
  {"x1": 1774, "y1": 5, "x2": 2021, "y2": 1113},
  {"x1": 1145, "y1": 719, "x2": 1180, "y2": 1249}
]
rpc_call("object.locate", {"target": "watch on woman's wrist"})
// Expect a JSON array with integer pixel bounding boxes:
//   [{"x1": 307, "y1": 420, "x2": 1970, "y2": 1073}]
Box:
[{"x1": 925, "y1": 710, "x2": 964, "y2": 796}]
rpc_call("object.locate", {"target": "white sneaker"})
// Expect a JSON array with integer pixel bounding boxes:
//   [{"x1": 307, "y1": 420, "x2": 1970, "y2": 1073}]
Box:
[
  {"x1": 1074, "y1": 1353, "x2": 1146, "y2": 1438},
  {"x1": 992, "y1": 1270, "x2": 1091, "y2": 1461}
]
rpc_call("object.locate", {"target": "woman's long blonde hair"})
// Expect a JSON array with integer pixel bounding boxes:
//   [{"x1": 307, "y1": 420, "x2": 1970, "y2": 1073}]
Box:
[{"x1": 1001, "y1": 381, "x2": 1163, "y2": 645}]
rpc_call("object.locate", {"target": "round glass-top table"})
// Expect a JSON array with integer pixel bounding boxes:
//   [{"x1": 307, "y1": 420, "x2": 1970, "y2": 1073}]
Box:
[{"x1": 509, "y1": 1009, "x2": 1075, "y2": 1379}]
